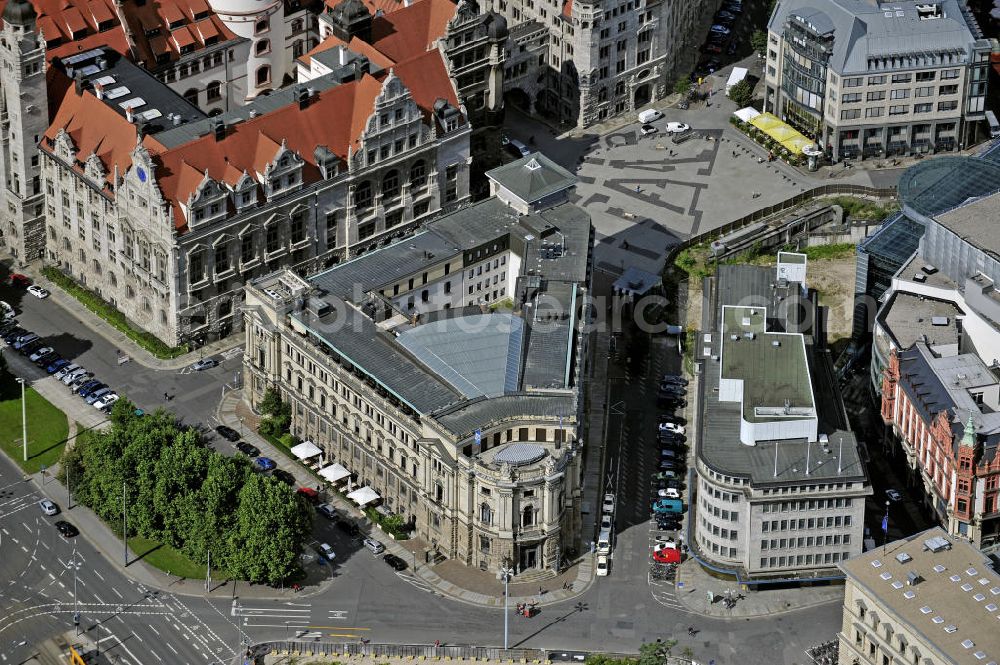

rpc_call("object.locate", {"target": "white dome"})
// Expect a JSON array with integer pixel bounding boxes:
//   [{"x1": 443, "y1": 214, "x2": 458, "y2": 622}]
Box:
[{"x1": 206, "y1": 0, "x2": 280, "y2": 18}]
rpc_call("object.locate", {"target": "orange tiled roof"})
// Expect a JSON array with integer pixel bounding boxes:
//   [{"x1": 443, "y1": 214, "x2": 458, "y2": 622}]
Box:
[
  {"x1": 389, "y1": 47, "x2": 458, "y2": 115},
  {"x1": 301, "y1": 33, "x2": 396, "y2": 70},
  {"x1": 369, "y1": 0, "x2": 456, "y2": 63},
  {"x1": 117, "y1": 0, "x2": 239, "y2": 68},
  {"x1": 561, "y1": 0, "x2": 571, "y2": 17}
]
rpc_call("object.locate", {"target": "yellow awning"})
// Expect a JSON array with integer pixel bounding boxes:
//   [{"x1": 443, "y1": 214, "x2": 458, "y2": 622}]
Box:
[{"x1": 749, "y1": 112, "x2": 815, "y2": 155}]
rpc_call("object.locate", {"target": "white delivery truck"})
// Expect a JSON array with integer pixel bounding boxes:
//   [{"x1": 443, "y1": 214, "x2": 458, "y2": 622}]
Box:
[
  {"x1": 638, "y1": 109, "x2": 664, "y2": 124},
  {"x1": 725, "y1": 67, "x2": 749, "y2": 94}
]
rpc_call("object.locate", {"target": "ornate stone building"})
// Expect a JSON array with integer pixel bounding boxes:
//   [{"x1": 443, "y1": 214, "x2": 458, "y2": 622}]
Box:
[{"x1": 242, "y1": 160, "x2": 592, "y2": 572}]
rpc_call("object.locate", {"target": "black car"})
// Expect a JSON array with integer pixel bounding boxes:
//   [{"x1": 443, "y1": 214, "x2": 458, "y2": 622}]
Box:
[
  {"x1": 34, "y1": 351, "x2": 58, "y2": 367},
  {"x1": 19, "y1": 339, "x2": 44, "y2": 355},
  {"x1": 383, "y1": 553, "x2": 408, "y2": 571},
  {"x1": 2, "y1": 327, "x2": 25, "y2": 344},
  {"x1": 336, "y1": 519, "x2": 360, "y2": 536},
  {"x1": 215, "y1": 425, "x2": 240, "y2": 442},
  {"x1": 0, "y1": 320, "x2": 18, "y2": 335},
  {"x1": 55, "y1": 520, "x2": 79, "y2": 537},
  {"x1": 235, "y1": 441, "x2": 260, "y2": 457},
  {"x1": 271, "y1": 469, "x2": 295, "y2": 485}
]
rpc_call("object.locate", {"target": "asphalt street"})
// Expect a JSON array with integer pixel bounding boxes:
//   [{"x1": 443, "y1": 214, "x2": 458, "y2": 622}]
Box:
[{"x1": 0, "y1": 279, "x2": 242, "y2": 430}]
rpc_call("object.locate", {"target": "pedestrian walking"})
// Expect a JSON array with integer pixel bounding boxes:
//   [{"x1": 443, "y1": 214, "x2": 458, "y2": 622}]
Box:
[
  {"x1": 435, "y1": 640, "x2": 441, "y2": 648},
  {"x1": 539, "y1": 585, "x2": 543, "y2": 596}
]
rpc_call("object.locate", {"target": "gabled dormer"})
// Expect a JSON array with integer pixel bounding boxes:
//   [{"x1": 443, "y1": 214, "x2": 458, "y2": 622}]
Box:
[
  {"x1": 255, "y1": 135, "x2": 304, "y2": 200},
  {"x1": 183, "y1": 166, "x2": 228, "y2": 230},
  {"x1": 231, "y1": 171, "x2": 259, "y2": 211},
  {"x1": 52, "y1": 129, "x2": 77, "y2": 164},
  {"x1": 357, "y1": 71, "x2": 427, "y2": 169},
  {"x1": 83, "y1": 152, "x2": 106, "y2": 186}
]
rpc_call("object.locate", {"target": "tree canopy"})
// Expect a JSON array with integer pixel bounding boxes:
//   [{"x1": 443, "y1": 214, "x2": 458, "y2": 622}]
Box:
[{"x1": 62, "y1": 400, "x2": 311, "y2": 584}]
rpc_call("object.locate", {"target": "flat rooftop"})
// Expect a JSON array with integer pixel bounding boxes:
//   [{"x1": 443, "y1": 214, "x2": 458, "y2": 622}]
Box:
[
  {"x1": 934, "y1": 191, "x2": 1000, "y2": 262},
  {"x1": 697, "y1": 264, "x2": 865, "y2": 485},
  {"x1": 841, "y1": 528, "x2": 1000, "y2": 665},
  {"x1": 896, "y1": 252, "x2": 959, "y2": 290},
  {"x1": 879, "y1": 291, "x2": 963, "y2": 351},
  {"x1": 56, "y1": 48, "x2": 207, "y2": 134},
  {"x1": 721, "y1": 305, "x2": 814, "y2": 423}
]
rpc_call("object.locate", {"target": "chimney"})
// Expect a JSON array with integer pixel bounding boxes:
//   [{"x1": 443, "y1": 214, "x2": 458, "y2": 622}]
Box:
[
  {"x1": 136, "y1": 118, "x2": 147, "y2": 139},
  {"x1": 73, "y1": 71, "x2": 84, "y2": 95},
  {"x1": 125, "y1": 105, "x2": 134, "y2": 123},
  {"x1": 172, "y1": 113, "x2": 181, "y2": 126},
  {"x1": 94, "y1": 82, "x2": 104, "y2": 100},
  {"x1": 297, "y1": 85, "x2": 311, "y2": 109},
  {"x1": 212, "y1": 118, "x2": 225, "y2": 141}
]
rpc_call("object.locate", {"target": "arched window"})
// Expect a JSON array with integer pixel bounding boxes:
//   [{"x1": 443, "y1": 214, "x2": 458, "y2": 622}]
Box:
[
  {"x1": 92, "y1": 259, "x2": 101, "y2": 275},
  {"x1": 353, "y1": 181, "x2": 372, "y2": 209},
  {"x1": 255, "y1": 39, "x2": 270, "y2": 56},
  {"x1": 480, "y1": 502, "x2": 492, "y2": 525},
  {"x1": 256, "y1": 65, "x2": 271, "y2": 87},
  {"x1": 142, "y1": 297, "x2": 151, "y2": 313},
  {"x1": 522, "y1": 505, "x2": 534, "y2": 527},
  {"x1": 109, "y1": 272, "x2": 118, "y2": 288},
  {"x1": 206, "y1": 80, "x2": 222, "y2": 101},
  {"x1": 410, "y1": 160, "x2": 426, "y2": 188},
  {"x1": 183, "y1": 88, "x2": 199, "y2": 105},
  {"x1": 125, "y1": 285, "x2": 135, "y2": 299},
  {"x1": 382, "y1": 169, "x2": 400, "y2": 199}
]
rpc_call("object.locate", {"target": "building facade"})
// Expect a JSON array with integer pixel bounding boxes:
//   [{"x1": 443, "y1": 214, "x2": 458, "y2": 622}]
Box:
[
  {"x1": 765, "y1": 0, "x2": 991, "y2": 160},
  {"x1": 488, "y1": 0, "x2": 704, "y2": 127},
  {"x1": 38, "y1": 30, "x2": 471, "y2": 347},
  {"x1": 241, "y1": 170, "x2": 592, "y2": 573},
  {"x1": 838, "y1": 528, "x2": 1000, "y2": 665},
  {"x1": 881, "y1": 344, "x2": 1000, "y2": 550},
  {"x1": 692, "y1": 256, "x2": 870, "y2": 582}
]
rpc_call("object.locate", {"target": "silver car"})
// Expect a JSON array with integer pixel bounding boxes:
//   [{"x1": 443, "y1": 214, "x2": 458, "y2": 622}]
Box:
[{"x1": 39, "y1": 499, "x2": 59, "y2": 516}]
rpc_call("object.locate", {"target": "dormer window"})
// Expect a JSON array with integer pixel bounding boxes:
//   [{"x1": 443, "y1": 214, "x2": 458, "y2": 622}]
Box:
[
  {"x1": 194, "y1": 207, "x2": 205, "y2": 221},
  {"x1": 240, "y1": 190, "x2": 255, "y2": 207}
]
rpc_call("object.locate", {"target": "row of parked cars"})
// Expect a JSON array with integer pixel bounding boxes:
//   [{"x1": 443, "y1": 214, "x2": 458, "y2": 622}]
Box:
[
  {"x1": 651, "y1": 374, "x2": 688, "y2": 554},
  {"x1": 693, "y1": 0, "x2": 746, "y2": 80},
  {"x1": 0, "y1": 320, "x2": 121, "y2": 411}
]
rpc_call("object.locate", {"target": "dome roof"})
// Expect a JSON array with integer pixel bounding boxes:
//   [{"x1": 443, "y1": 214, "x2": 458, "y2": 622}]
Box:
[
  {"x1": 3, "y1": 0, "x2": 37, "y2": 26},
  {"x1": 487, "y1": 13, "x2": 508, "y2": 40}
]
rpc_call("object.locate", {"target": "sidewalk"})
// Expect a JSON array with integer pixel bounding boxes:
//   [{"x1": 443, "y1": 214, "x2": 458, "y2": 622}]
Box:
[
  {"x1": 24, "y1": 266, "x2": 241, "y2": 371},
  {"x1": 217, "y1": 389, "x2": 598, "y2": 608},
  {"x1": 672, "y1": 557, "x2": 844, "y2": 618}
]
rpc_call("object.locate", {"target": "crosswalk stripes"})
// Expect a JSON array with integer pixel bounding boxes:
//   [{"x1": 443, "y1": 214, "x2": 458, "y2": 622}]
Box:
[{"x1": 395, "y1": 572, "x2": 437, "y2": 594}]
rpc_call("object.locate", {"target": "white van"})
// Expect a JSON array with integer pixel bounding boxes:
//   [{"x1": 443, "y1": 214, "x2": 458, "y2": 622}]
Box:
[
  {"x1": 363, "y1": 537, "x2": 385, "y2": 554},
  {"x1": 638, "y1": 109, "x2": 663, "y2": 124},
  {"x1": 596, "y1": 528, "x2": 612, "y2": 554}
]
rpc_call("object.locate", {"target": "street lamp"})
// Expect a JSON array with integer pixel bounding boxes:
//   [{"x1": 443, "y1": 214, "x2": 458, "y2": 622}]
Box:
[
  {"x1": 499, "y1": 557, "x2": 514, "y2": 651},
  {"x1": 15, "y1": 377, "x2": 26, "y2": 462},
  {"x1": 239, "y1": 417, "x2": 244, "y2": 438}
]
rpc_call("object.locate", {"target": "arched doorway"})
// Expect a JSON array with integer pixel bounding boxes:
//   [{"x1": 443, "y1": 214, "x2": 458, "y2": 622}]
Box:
[
  {"x1": 504, "y1": 88, "x2": 531, "y2": 111},
  {"x1": 634, "y1": 83, "x2": 651, "y2": 108}
]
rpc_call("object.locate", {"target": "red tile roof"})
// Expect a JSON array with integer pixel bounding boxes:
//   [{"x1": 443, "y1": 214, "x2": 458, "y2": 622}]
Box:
[
  {"x1": 390, "y1": 47, "x2": 458, "y2": 113},
  {"x1": 561, "y1": 0, "x2": 571, "y2": 17},
  {"x1": 301, "y1": 33, "x2": 396, "y2": 70},
  {"x1": 369, "y1": 0, "x2": 456, "y2": 62}
]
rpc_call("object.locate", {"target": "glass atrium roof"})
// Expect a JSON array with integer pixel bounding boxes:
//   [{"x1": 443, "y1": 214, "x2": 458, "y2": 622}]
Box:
[{"x1": 898, "y1": 156, "x2": 1000, "y2": 217}]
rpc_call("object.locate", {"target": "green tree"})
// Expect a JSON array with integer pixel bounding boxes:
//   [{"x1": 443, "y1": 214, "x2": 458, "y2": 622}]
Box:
[
  {"x1": 673, "y1": 77, "x2": 691, "y2": 95},
  {"x1": 751, "y1": 29, "x2": 768, "y2": 56},
  {"x1": 226, "y1": 474, "x2": 311, "y2": 584},
  {"x1": 259, "y1": 387, "x2": 285, "y2": 418},
  {"x1": 728, "y1": 79, "x2": 754, "y2": 108},
  {"x1": 638, "y1": 640, "x2": 676, "y2": 665}
]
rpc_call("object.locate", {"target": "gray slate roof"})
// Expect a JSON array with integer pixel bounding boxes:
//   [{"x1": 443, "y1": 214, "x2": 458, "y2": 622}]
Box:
[
  {"x1": 486, "y1": 153, "x2": 577, "y2": 204},
  {"x1": 770, "y1": 0, "x2": 980, "y2": 75}
]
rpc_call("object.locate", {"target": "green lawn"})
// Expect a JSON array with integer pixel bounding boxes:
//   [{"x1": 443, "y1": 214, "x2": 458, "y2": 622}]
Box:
[
  {"x1": 0, "y1": 374, "x2": 69, "y2": 473},
  {"x1": 129, "y1": 535, "x2": 230, "y2": 579}
]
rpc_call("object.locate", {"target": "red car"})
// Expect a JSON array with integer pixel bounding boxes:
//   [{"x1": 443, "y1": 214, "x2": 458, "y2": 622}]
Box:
[
  {"x1": 296, "y1": 487, "x2": 320, "y2": 504},
  {"x1": 9, "y1": 273, "x2": 31, "y2": 288},
  {"x1": 652, "y1": 546, "x2": 681, "y2": 564}
]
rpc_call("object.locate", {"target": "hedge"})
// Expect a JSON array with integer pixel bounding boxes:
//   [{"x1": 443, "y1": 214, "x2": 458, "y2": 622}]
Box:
[{"x1": 41, "y1": 267, "x2": 188, "y2": 359}]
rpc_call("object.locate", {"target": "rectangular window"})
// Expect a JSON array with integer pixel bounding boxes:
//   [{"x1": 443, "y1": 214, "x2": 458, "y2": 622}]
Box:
[
  {"x1": 867, "y1": 75, "x2": 886, "y2": 85},
  {"x1": 842, "y1": 77, "x2": 863, "y2": 88},
  {"x1": 938, "y1": 84, "x2": 958, "y2": 95},
  {"x1": 840, "y1": 109, "x2": 861, "y2": 120},
  {"x1": 915, "y1": 71, "x2": 935, "y2": 81},
  {"x1": 866, "y1": 90, "x2": 885, "y2": 101},
  {"x1": 888, "y1": 105, "x2": 908, "y2": 115},
  {"x1": 938, "y1": 100, "x2": 958, "y2": 112},
  {"x1": 914, "y1": 103, "x2": 932, "y2": 113},
  {"x1": 914, "y1": 86, "x2": 933, "y2": 97},
  {"x1": 890, "y1": 88, "x2": 910, "y2": 99},
  {"x1": 864, "y1": 107, "x2": 883, "y2": 118},
  {"x1": 891, "y1": 73, "x2": 912, "y2": 83},
  {"x1": 841, "y1": 93, "x2": 861, "y2": 103}
]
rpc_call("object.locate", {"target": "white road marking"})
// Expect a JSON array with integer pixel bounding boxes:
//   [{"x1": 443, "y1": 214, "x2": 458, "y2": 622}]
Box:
[
  {"x1": 93, "y1": 570, "x2": 104, "y2": 582},
  {"x1": 94, "y1": 594, "x2": 104, "y2": 604},
  {"x1": 149, "y1": 650, "x2": 162, "y2": 661},
  {"x1": 166, "y1": 643, "x2": 179, "y2": 655},
  {"x1": 149, "y1": 626, "x2": 159, "y2": 636},
  {"x1": 112, "y1": 587, "x2": 123, "y2": 599}
]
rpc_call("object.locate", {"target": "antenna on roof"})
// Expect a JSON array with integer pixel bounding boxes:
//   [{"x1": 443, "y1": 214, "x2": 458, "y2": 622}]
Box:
[{"x1": 805, "y1": 438, "x2": 811, "y2": 476}]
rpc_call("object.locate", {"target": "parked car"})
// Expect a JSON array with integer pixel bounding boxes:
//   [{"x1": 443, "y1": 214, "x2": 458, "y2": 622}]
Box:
[
  {"x1": 715, "y1": 10, "x2": 737, "y2": 20},
  {"x1": 383, "y1": 553, "x2": 408, "y2": 571},
  {"x1": 602, "y1": 493, "x2": 615, "y2": 514},
  {"x1": 19, "y1": 339, "x2": 44, "y2": 356},
  {"x1": 658, "y1": 422, "x2": 685, "y2": 435},
  {"x1": 664, "y1": 122, "x2": 691, "y2": 134},
  {"x1": 709, "y1": 24, "x2": 731, "y2": 35},
  {"x1": 66, "y1": 370, "x2": 93, "y2": 386},
  {"x1": 316, "y1": 503, "x2": 337, "y2": 520},
  {"x1": 0, "y1": 301, "x2": 14, "y2": 321},
  {"x1": 191, "y1": 358, "x2": 218, "y2": 371},
  {"x1": 657, "y1": 487, "x2": 681, "y2": 499},
  {"x1": 93, "y1": 393, "x2": 119, "y2": 410},
  {"x1": 595, "y1": 555, "x2": 610, "y2": 576},
  {"x1": 506, "y1": 138, "x2": 532, "y2": 158},
  {"x1": 652, "y1": 545, "x2": 681, "y2": 564},
  {"x1": 653, "y1": 471, "x2": 679, "y2": 481},
  {"x1": 9, "y1": 273, "x2": 32, "y2": 288},
  {"x1": 54, "y1": 363, "x2": 80, "y2": 380},
  {"x1": 363, "y1": 537, "x2": 386, "y2": 555},
  {"x1": 317, "y1": 543, "x2": 336, "y2": 561},
  {"x1": 701, "y1": 41, "x2": 723, "y2": 54},
  {"x1": 39, "y1": 499, "x2": 59, "y2": 516},
  {"x1": 600, "y1": 513, "x2": 613, "y2": 529},
  {"x1": 272, "y1": 469, "x2": 295, "y2": 485},
  {"x1": 28, "y1": 346, "x2": 55, "y2": 362},
  {"x1": 35, "y1": 351, "x2": 59, "y2": 367},
  {"x1": 215, "y1": 425, "x2": 240, "y2": 442},
  {"x1": 336, "y1": 519, "x2": 360, "y2": 536},
  {"x1": 657, "y1": 397, "x2": 687, "y2": 409},
  {"x1": 78, "y1": 382, "x2": 107, "y2": 399},
  {"x1": 13, "y1": 333, "x2": 39, "y2": 350},
  {"x1": 235, "y1": 442, "x2": 260, "y2": 457},
  {"x1": 46, "y1": 358, "x2": 70, "y2": 374},
  {"x1": 886, "y1": 489, "x2": 903, "y2": 502},
  {"x1": 26, "y1": 285, "x2": 50, "y2": 299},
  {"x1": 659, "y1": 459, "x2": 681, "y2": 471},
  {"x1": 656, "y1": 516, "x2": 682, "y2": 530},
  {"x1": 85, "y1": 387, "x2": 112, "y2": 405},
  {"x1": 254, "y1": 457, "x2": 276, "y2": 472},
  {"x1": 662, "y1": 374, "x2": 689, "y2": 385},
  {"x1": 54, "y1": 520, "x2": 78, "y2": 537},
  {"x1": 651, "y1": 498, "x2": 684, "y2": 514},
  {"x1": 0, "y1": 320, "x2": 19, "y2": 336},
  {"x1": 296, "y1": 487, "x2": 321, "y2": 504},
  {"x1": 640, "y1": 124, "x2": 658, "y2": 136}
]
